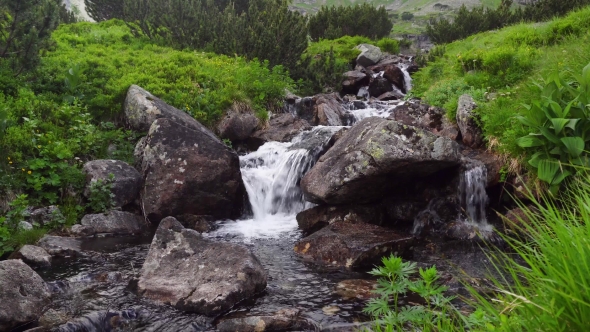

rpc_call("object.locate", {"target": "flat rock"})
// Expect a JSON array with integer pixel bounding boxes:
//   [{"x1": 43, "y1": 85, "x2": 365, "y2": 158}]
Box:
[
  {"x1": 37, "y1": 235, "x2": 83, "y2": 258},
  {"x1": 216, "y1": 309, "x2": 314, "y2": 332},
  {"x1": 334, "y1": 279, "x2": 378, "y2": 300},
  {"x1": 13, "y1": 245, "x2": 52, "y2": 268},
  {"x1": 138, "y1": 217, "x2": 267, "y2": 315},
  {"x1": 294, "y1": 221, "x2": 414, "y2": 269},
  {"x1": 0, "y1": 260, "x2": 51, "y2": 331},
  {"x1": 140, "y1": 117, "x2": 246, "y2": 222},
  {"x1": 75, "y1": 210, "x2": 146, "y2": 236},
  {"x1": 301, "y1": 117, "x2": 461, "y2": 205},
  {"x1": 83, "y1": 159, "x2": 142, "y2": 208}
]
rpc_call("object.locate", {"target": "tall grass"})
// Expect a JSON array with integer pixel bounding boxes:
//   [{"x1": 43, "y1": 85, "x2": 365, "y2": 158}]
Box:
[{"x1": 472, "y1": 172, "x2": 590, "y2": 331}]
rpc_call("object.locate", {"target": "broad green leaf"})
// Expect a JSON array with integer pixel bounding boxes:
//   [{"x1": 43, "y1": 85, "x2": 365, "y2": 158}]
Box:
[
  {"x1": 549, "y1": 146, "x2": 562, "y2": 155},
  {"x1": 566, "y1": 118, "x2": 581, "y2": 131},
  {"x1": 538, "y1": 127, "x2": 561, "y2": 144},
  {"x1": 561, "y1": 137, "x2": 585, "y2": 157},
  {"x1": 548, "y1": 100, "x2": 564, "y2": 118},
  {"x1": 550, "y1": 118, "x2": 569, "y2": 135},
  {"x1": 516, "y1": 115, "x2": 537, "y2": 128},
  {"x1": 528, "y1": 152, "x2": 546, "y2": 168},
  {"x1": 538, "y1": 159, "x2": 560, "y2": 183},
  {"x1": 550, "y1": 169, "x2": 572, "y2": 186},
  {"x1": 516, "y1": 136, "x2": 544, "y2": 148}
]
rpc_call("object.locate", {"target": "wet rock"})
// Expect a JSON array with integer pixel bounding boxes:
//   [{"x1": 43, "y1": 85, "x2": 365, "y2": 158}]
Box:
[
  {"x1": 377, "y1": 90, "x2": 404, "y2": 101},
  {"x1": 176, "y1": 214, "x2": 216, "y2": 233},
  {"x1": 13, "y1": 245, "x2": 52, "y2": 268},
  {"x1": 294, "y1": 221, "x2": 414, "y2": 269},
  {"x1": 456, "y1": 94, "x2": 483, "y2": 148},
  {"x1": 0, "y1": 260, "x2": 51, "y2": 331},
  {"x1": 216, "y1": 309, "x2": 314, "y2": 332},
  {"x1": 75, "y1": 210, "x2": 146, "y2": 236},
  {"x1": 389, "y1": 99, "x2": 459, "y2": 140},
  {"x1": 383, "y1": 199, "x2": 428, "y2": 223},
  {"x1": 462, "y1": 149, "x2": 503, "y2": 187},
  {"x1": 217, "y1": 107, "x2": 261, "y2": 142},
  {"x1": 133, "y1": 136, "x2": 148, "y2": 169},
  {"x1": 368, "y1": 77, "x2": 393, "y2": 98},
  {"x1": 383, "y1": 65, "x2": 406, "y2": 93},
  {"x1": 138, "y1": 217, "x2": 267, "y2": 315},
  {"x1": 29, "y1": 205, "x2": 62, "y2": 226},
  {"x1": 322, "y1": 322, "x2": 373, "y2": 331},
  {"x1": 39, "y1": 309, "x2": 70, "y2": 330},
  {"x1": 301, "y1": 117, "x2": 461, "y2": 205},
  {"x1": 70, "y1": 224, "x2": 94, "y2": 236},
  {"x1": 334, "y1": 279, "x2": 377, "y2": 300},
  {"x1": 355, "y1": 44, "x2": 383, "y2": 67},
  {"x1": 248, "y1": 113, "x2": 311, "y2": 148},
  {"x1": 367, "y1": 57, "x2": 402, "y2": 72},
  {"x1": 54, "y1": 309, "x2": 144, "y2": 332},
  {"x1": 124, "y1": 85, "x2": 219, "y2": 143},
  {"x1": 296, "y1": 204, "x2": 384, "y2": 235},
  {"x1": 314, "y1": 94, "x2": 345, "y2": 126},
  {"x1": 83, "y1": 160, "x2": 142, "y2": 208},
  {"x1": 37, "y1": 235, "x2": 83, "y2": 258},
  {"x1": 140, "y1": 118, "x2": 246, "y2": 222},
  {"x1": 342, "y1": 70, "x2": 370, "y2": 95}
]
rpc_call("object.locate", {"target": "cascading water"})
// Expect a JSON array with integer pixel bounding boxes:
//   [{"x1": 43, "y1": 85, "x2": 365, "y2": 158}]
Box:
[
  {"x1": 400, "y1": 63, "x2": 413, "y2": 92},
  {"x1": 458, "y1": 164, "x2": 494, "y2": 235}
]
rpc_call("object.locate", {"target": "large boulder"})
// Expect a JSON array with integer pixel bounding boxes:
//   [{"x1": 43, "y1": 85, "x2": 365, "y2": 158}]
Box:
[
  {"x1": 301, "y1": 117, "x2": 461, "y2": 205},
  {"x1": 11, "y1": 245, "x2": 52, "y2": 268},
  {"x1": 456, "y1": 94, "x2": 483, "y2": 148},
  {"x1": 389, "y1": 100, "x2": 460, "y2": 140},
  {"x1": 73, "y1": 211, "x2": 146, "y2": 236},
  {"x1": 217, "y1": 107, "x2": 261, "y2": 142},
  {"x1": 294, "y1": 221, "x2": 414, "y2": 269},
  {"x1": 138, "y1": 217, "x2": 267, "y2": 315},
  {"x1": 314, "y1": 94, "x2": 346, "y2": 126},
  {"x1": 0, "y1": 260, "x2": 51, "y2": 331},
  {"x1": 140, "y1": 118, "x2": 246, "y2": 222},
  {"x1": 248, "y1": 113, "x2": 311, "y2": 148},
  {"x1": 83, "y1": 160, "x2": 142, "y2": 208},
  {"x1": 124, "y1": 85, "x2": 219, "y2": 143},
  {"x1": 355, "y1": 44, "x2": 383, "y2": 68}
]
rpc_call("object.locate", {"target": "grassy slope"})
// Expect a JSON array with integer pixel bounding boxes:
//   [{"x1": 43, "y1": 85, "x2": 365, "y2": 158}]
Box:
[{"x1": 412, "y1": 6, "x2": 590, "y2": 163}]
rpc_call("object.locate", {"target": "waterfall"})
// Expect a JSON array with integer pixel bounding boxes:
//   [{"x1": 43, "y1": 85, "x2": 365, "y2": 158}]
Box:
[
  {"x1": 459, "y1": 165, "x2": 491, "y2": 227},
  {"x1": 400, "y1": 63, "x2": 413, "y2": 92}
]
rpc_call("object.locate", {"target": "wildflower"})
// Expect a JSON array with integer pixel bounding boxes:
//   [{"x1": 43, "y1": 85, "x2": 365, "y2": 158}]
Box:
[
  {"x1": 22, "y1": 168, "x2": 25, "y2": 172},
  {"x1": 7, "y1": 157, "x2": 10, "y2": 160},
  {"x1": 28, "y1": 170, "x2": 32, "y2": 174},
  {"x1": 37, "y1": 145, "x2": 41, "y2": 148},
  {"x1": 9, "y1": 161, "x2": 12, "y2": 164}
]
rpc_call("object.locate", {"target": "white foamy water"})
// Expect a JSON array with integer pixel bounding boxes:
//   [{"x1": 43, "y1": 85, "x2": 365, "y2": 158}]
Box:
[{"x1": 459, "y1": 165, "x2": 493, "y2": 231}]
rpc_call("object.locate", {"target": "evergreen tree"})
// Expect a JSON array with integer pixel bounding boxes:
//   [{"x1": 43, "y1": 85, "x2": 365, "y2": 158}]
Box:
[
  {"x1": 84, "y1": 0, "x2": 124, "y2": 21},
  {"x1": 308, "y1": 4, "x2": 392, "y2": 41},
  {"x1": 0, "y1": 0, "x2": 63, "y2": 77}
]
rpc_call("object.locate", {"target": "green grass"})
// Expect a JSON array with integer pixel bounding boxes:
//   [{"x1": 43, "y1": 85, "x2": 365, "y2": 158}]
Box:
[
  {"x1": 470, "y1": 171, "x2": 590, "y2": 330},
  {"x1": 413, "y1": 6, "x2": 590, "y2": 157}
]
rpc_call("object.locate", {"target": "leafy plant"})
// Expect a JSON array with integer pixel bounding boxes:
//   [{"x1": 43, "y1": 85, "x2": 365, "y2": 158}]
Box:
[
  {"x1": 87, "y1": 174, "x2": 115, "y2": 213},
  {"x1": 64, "y1": 64, "x2": 85, "y2": 103},
  {"x1": 516, "y1": 62, "x2": 590, "y2": 192},
  {"x1": 364, "y1": 255, "x2": 489, "y2": 331},
  {"x1": 5, "y1": 194, "x2": 29, "y2": 228}
]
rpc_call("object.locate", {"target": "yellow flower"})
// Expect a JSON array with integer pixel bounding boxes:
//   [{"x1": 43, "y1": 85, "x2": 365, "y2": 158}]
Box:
[
  {"x1": 7, "y1": 157, "x2": 10, "y2": 160},
  {"x1": 37, "y1": 145, "x2": 41, "y2": 148},
  {"x1": 9, "y1": 161, "x2": 12, "y2": 164},
  {"x1": 27, "y1": 170, "x2": 32, "y2": 174},
  {"x1": 22, "y1": 168, "x2": 25, "y2": 172}
]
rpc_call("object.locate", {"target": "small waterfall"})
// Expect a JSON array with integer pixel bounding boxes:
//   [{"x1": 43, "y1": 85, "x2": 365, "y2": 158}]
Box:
[
  {"x1": 400, "y1": 63, "x2": 413, "y2": 92},
  {"x1": 459, "y1": 165, "x2": 491, "y2": 227}
]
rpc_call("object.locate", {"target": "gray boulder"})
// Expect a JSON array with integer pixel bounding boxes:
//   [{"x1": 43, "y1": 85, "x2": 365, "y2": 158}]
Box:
[
  {"x1": 383, "y1": 65, "x2": 406, "y2": 93},
  {"x1": 296, "y1": 204, "x2": 384, "y2": 235},
  {"x1": 138, "y1": 217, "x2": 267, "y2": 315},
  {"x1": 29, "y1": 206, "x2": 62, "y2": 226},
  {"x1": 37, "y1": 235, "x2": 83, "y2": 258},
  {"x1": 301, "y1": 117, "x2": 461, "y2": 205},
  {"x1": 124, "y1": 85, "x2": 219, "y2": 144},
  {"x1": 83, "y1": 160, "x2": 142, "y2": 208},
  {"x1": 0, "y1": 260, "x2": 51, "y2": 331},
  {"x1": 368, "y1": 77, "x2": 393, "y2": 98},
  {"x1": 314, "y1": 94, "x2": 346, "y2": 126},
  {"x1": 73, "y1": 211, "x2": 146, "y2": 236},
  {"x1": 12, "y1": 245, "x2": 52, "y2": 268},
  {"x1": 294, "y1": 221, "x2": 414, "y2": 269},
  {"x1": 355, "y1": 44, "x2": 383, "y2": 67},
  {"x1": 389, "y1": 99, "x2": 460, "y2": 140},
  {"x1": 456, "y1": 94, "x2": 483, "y2": 148},
  {"x1": 342, "y1": 70, "x2": 370, "y2": 95},
  {"x1": 140, "y1": 118, "x2": 246, "y2": 222},
  {"x1": 217, "y1": 108, "x2": 261, "y2": 142}
]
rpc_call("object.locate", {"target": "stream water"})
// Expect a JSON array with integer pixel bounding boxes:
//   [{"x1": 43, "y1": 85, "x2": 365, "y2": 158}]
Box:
[{"x1": 33, "y1": 66, "x2": 493, "y2": 331}]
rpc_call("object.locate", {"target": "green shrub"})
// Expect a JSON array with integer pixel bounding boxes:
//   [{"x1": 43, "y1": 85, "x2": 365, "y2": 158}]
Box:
[
  {"x1": 87, "y1": 174, "x2": 115, "y2": 213},
  {"x1": 308, "y1": 4, "x2": 392, "y2": 42},
  {"x1": 39, "y1": 20, "x2": 294, "y2": 124},
  {"x1": 516, "y1": 62, "x2": 590, "y2": 192}
]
